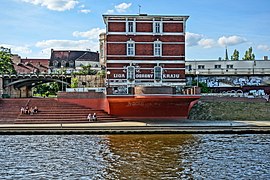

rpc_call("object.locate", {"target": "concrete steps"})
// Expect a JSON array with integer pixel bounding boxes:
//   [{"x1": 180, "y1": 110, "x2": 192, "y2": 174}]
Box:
[{"x1": 0, "y1": 98, "x2": 122, "y2": 124}]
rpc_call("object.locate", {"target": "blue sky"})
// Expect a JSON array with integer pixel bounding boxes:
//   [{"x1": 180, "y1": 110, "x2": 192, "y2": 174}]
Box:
[{"x1": 0, "y1": 0, "x2": 270, "y2": 60}]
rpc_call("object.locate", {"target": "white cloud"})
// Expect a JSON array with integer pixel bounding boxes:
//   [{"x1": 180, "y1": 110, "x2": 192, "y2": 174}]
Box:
[
  {"x1": 36, "y1": 39, "x2": 89, "y2": 48},
  {"x1": 115, "y1": 2, "x2": 132, "y2": 13},
  {"x1": 105, "y1": 9, "x2": 115, "y2": 14},
  {"x1": 257, "y1": 44, "x2": 270, "y2": 51},
  {"x1": 72, "y1": 28, "x2": 105, "y2": 40},
  {"x1": 186, "y1": 32, "x2": 203, "y2": 47},
  {"x1": 0, "y1": 44, "x2": 32, "y2": 54},
  {"x1": 198, "y1": 38, "x2": 216, "y2": 48},
  {"x1": 79, "y1": 9, "x2": 91, "y2": 14},
  {"x1": 218, "y1": 35, "x2": 247, "y2": 46},
  {"x1": 21, "y1": 0, "x2": 79, "y2": 11}
]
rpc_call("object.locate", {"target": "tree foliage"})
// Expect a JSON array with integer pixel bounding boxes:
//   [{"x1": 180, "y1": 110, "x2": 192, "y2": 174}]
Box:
[
  {"x1": 0, "y1": 47, "x2": 16, "y2": 74},
  {"x1": 192, "y1": 81, "x2": 211, "y2": 93},
  {"x1": 97, "y1": 70, "x2": 106, "y2": 78},
  {"x1": 33, "y1": 82, "x2": 59, "y2": 97},
  {"x1": 231, "y1": 49, "x2": 239, "y2": 60},
  {"x1": 242, "y1": 47, "x2": 255, "y2": 60},
  {"x1": 73, "y1": 64, "x2": 97, "y2": 75},
  {"x1": 71, "y1": 77, "x2": 79, "y2": 88}
]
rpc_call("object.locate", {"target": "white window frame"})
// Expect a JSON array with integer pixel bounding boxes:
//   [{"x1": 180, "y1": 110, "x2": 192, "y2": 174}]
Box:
[
  {"x1": 154, "y1": 66, "x2": 162, "y2": 81},
  {"x1": 198, "y1": 65, "x2": 205, "y2": 69},
  {"x1": 127, "y1": 66, "x2": 135, "y2": 80},
  {"x1": 127, "y1": 40, "x2": 135, "y2": 56},
  {"x1": 153, "y1": 21, "x2": 162, "y2": 34},
  {"x1": 214, "y1": 65, "x2": 221, "y2": 69},
  {"x1": 154, "y1": 40, "x2": 162, "y2": 57},
  {"x1": 126, "y1": 20, "x2": 135, "y2": 33}
]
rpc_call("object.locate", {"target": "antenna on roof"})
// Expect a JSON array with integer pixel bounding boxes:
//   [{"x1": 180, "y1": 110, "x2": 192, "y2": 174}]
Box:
[{"x1": 138, "y1": 5, "x2": 141, "y2": 14}]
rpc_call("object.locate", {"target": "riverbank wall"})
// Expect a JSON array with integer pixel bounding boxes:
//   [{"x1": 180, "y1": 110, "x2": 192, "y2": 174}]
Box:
[{"x1": 189, "y1": 96, "x2": 270, "y2": 121}]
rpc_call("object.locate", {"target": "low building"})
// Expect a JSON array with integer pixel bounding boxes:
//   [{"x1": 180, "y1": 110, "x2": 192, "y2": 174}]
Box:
[
  {"x1": 185, "y1": 59, "x2": 270, "y2": 91},
  {"x1": 49, "y1": 49, "x2": 100, "y2": 74},
  {"x1": 12, "y1": 55, "x2": 49, "y2": 74}
]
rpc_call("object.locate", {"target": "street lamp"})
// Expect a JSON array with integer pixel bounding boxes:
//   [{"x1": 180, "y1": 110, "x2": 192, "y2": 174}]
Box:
[
  {"x1": 196, "y1": 71, "x2": 199, "y2": 87},
  {"x1": 61, "y1": 65, "x2": 64, "y2": 92},
  {"x1": 106, "y1": 71, "x2": 111, "y2": 87}
]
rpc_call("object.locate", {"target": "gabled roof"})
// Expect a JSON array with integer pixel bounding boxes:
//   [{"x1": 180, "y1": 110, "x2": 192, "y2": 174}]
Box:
[{"x1": 50, "y1": 50, "x2": 99, "y2": 62}]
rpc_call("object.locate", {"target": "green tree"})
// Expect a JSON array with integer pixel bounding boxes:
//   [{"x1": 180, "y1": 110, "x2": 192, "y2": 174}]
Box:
[
  {"x1": 225, "y1": 47, "x2": 229, "y2": 60},
  {"x1": 231, "y1": 49, "x2": 239, "y2": 60},
  {"x1": 0, "y1": 47, "x2": 16, "y2": 74},
  {"x1": 33, "y1": 82, "x2": 59, "y2": 96},
  {"x1": 191, "y1": 81, "x2": 211, "y2": 93},
  {"x1": 242, "y1": 47, "x2": 255, "y2": 60},
  {"x1": 72, "y1": 64, "x2": 97, "y2": 75},
  {"x1": 71, "y1": 77, "x2": 79, "y2": 88},
  {"x1": 97, "y1": 70, "x2": 106, "y2": 78}
]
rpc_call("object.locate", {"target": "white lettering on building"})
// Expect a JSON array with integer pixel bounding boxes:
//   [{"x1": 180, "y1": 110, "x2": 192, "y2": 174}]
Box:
[
  {"x1": 135, "y1": 74, "x2": 154, "y2": 79},
  {"x1": 162, "y1": 74, "x2": 180, "y2": 79},
  {"x1": 113, "y1": 74, "x2": 125, "y2": 78}
]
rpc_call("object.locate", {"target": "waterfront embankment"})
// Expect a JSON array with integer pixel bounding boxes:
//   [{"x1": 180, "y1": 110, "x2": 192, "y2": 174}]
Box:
[
  {"x1": 0, "y1": 120, "x2": 270, "y2": 134},
  {"x1": 189, "y1": 96, "x2": 270, "y2": 121}
]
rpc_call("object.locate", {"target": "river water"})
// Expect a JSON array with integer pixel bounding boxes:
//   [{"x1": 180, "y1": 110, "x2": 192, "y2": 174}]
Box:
[{"x1": 0, "y1": 134, "x2": 269, "y2": 179}]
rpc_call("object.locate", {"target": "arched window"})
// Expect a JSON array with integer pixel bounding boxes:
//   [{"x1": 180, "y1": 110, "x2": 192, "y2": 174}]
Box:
[
  {"x1": 154, "y1": 66, "x2": 162, "y2": 81},
  {"x1": 127, "y1": 66, "x2": 135, "y2": 80},
  {"x1": 61, "y1": 60, "x2": 66, "y2": 67},
  {"x1": 53, "y1": 60, "x2": 59, "y2": 68},
  {"x1": 69, "y1": 61, "x2": 74, "y2": 68}
]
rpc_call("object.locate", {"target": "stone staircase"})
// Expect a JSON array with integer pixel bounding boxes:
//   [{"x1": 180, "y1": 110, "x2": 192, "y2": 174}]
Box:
[
  {"x1": 0, "y1": 99, "x2": 29, "y2": 124},
  {"x1": 0, "y1": 98, "x2": 122, "y2": 124}
]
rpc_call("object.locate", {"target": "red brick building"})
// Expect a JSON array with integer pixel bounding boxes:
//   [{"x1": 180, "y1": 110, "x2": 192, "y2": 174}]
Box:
[{"x1": 102, "y1": 14, "x2": 189, "y2": 94}]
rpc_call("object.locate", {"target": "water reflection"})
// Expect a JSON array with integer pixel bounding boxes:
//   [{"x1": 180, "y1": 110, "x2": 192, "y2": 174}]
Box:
[
  {"x1": 0, "y1": 134, "x2": 269, "y2": 179},
  {"x1": 104, "y1": 134, "x2": 196, "y2": 179}
]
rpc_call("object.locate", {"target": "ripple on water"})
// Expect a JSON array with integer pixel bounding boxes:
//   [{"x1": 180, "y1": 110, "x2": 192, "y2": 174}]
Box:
[{"x1": 0, "y1": 134, "x2": 269, "y2": 179}]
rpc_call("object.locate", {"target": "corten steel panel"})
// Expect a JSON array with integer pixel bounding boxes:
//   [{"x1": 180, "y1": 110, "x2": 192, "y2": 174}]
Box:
[
  {"x1": 107, "y1": 96, "x2": 200, "y2": 118},
  {"x1": 108, "y1": 22, "x2": 125, "y2": 32},
  {"x1": 163, "y1": 23, "x2": 183, "y2": 32}
]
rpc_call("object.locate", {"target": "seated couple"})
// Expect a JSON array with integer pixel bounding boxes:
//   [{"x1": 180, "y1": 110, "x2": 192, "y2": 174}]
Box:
[{"x1": 87, "y1": 113, "x2": 97, "y2": 122}]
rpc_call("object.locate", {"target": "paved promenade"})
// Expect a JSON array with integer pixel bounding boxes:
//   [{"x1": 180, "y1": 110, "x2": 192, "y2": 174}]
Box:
[{"x1": 0, "y1": 120, "x2": 270, "y2": 134}]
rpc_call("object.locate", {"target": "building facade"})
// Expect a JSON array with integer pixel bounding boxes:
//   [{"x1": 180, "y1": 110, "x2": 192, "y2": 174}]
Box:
[
  {"x1": 102, "y1": 14, "x2": 189, "y2": 94},
  {"x1": 49, "y1": 49, "x2": 100, "y2": 74},
  {"x1": 185, "y1": 60, "x2": 270, "y2": 89}
]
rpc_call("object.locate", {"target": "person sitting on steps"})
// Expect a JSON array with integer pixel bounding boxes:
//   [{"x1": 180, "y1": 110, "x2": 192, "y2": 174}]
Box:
[
  {"x1": 34, "y1": 106, "x2": 38, "y2": 114},
  {"x1": 87, "y1": 113, "x2": 92, "y2": 122},
  {"x1": 92, "y1": 113, "x2": 97, "y2": 121}
]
